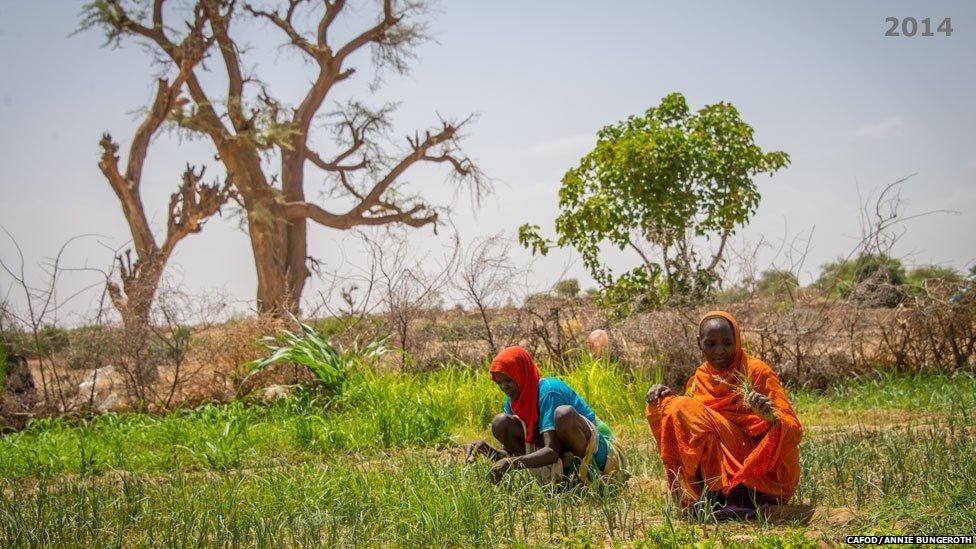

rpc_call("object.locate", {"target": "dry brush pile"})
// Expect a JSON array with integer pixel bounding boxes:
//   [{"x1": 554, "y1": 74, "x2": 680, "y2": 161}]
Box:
[{"x1": 3, "y1": 279, "x2": 974, "y2": 428}]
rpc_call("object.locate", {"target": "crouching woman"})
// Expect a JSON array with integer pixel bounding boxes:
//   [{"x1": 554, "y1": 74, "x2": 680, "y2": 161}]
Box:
[{"x1": 467, "y1": 346, "x2": 626, "y2": 486}]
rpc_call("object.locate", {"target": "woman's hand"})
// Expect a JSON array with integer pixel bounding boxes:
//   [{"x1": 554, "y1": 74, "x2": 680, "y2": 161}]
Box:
[
  {"x1": 489, "y1": 457, "x2": 514, "y2": 483},
  {"x1": 646, "y1": 384, "x2": 675, "y2": 404},
  {"x1": 745, "y1": 391, "x2": 777, "y2": 423},
  {"x1": 465, "y1": 440, "x2": 491, "y2": 463}
]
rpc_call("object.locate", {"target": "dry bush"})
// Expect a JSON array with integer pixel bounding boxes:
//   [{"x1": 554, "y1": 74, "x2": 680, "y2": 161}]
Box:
[
  {"x1": 74, "y1": 282, "x2": 235, "y2": 411},
  {"x1": 190, "y1": 314, "x2": 288, "y2": 399},
  {"x1": 454, "y1": 234, "x2": 529, "y2": 356},
  {"x1": 874, "y1": 281, "x2": 976, "y2": 373},
  {"x1": 0, "y1": 232, "x2": 107, "y2": 416},
  {"x1": 614, "y1": 308, "x2": 701, "y2": 387},
  {"x1": 746, "y1": 301, "x2": 833, "y2": 383},
  {"x1": 356, "y1": 230, "x2": 459, "y2": 371},
  {"x1": 426, "y1": 310, "x2": 494, "y2": 367},
  {"x1": 523, "y1": 296, "x2": 596, "y2": 362}
]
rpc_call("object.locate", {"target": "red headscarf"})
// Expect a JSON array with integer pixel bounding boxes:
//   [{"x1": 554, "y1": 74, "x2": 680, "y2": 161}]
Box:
[{"x1": 489, "y1": 346, "x2": 541, "y2": 443}]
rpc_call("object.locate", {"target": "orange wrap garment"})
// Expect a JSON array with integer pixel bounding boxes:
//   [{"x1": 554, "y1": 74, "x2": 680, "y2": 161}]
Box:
[{"x1": 645, "y1": 311, "x2": 802, "y2": 504}]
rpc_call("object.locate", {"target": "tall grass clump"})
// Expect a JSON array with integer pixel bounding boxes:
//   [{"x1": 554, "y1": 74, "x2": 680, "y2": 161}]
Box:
[
  {"x1": 249, "y1": 317, "x2": 388, "y2": 393},
  {"x1": 556, "y1": 355, "x2": 647, "y2": 422}
]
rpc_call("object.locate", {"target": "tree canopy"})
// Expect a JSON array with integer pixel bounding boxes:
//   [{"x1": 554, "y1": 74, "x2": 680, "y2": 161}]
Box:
[
  {"x1": 519, "y1": 92, "x2": 789, "y2": 310},
  {"x1": 907, "y1": 265, "x2": 963, "y2": 286}
]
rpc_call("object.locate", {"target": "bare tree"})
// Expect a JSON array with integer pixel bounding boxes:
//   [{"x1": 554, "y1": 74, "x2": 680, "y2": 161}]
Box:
[
  {"x1": 454, "y1": 234, "x2": 526, "y2": 355},
  {"x1": 91, "y1": 2, "x2": 233, "y2": 337},
  {"x1": 81, "y1": 0, "x2": 486, "y2": 316},
  {"x1": 366, "y1": 230, "x2": 458, "y2": 369},
  {"x1": 0, "y1": 231, "x2": 105, "y2": 412},
  {"x1": 102, "y1": 155, "x2": 231, "y2": 381}
]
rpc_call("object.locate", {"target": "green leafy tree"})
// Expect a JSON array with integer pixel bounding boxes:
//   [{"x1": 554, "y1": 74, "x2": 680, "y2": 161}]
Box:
[
  {"x1": 519, "y1": 93, "x2": 788, "y2": 310},
  {"x1": 907, "y1": 265, "x2": 962, "y2": 286},
  {"x1": 754, "y1": 269, "x2": 800, "y2": 300},
  {"x1": 553, "y1": 279, "x2": 580, "y2": 299},
  {"x1": 815, "y1": 253, "x2": 907, "y2": 307}
]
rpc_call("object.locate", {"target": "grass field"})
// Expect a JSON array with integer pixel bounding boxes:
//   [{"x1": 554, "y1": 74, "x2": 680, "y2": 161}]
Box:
[{"x1": 1, "y1": 358, "x2": 974, "y2": 547}]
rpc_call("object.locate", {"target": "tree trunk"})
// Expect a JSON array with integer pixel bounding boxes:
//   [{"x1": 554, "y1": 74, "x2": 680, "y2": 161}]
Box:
[
  {"x1": 246, "y1": 199, "x2": 310, "y2": 316},
  {"x1": 109, "y1": 255, "x2": 166, "y2": 387},
  {"x1": 282, "y1": 152, "x2": 311, "y2": 313},
  {"x1": 248, "y1": 203, "x2": 292, "y2": 316},
  {"x1": 217, "y1": 144, "x2": 310, "y2": 317}
]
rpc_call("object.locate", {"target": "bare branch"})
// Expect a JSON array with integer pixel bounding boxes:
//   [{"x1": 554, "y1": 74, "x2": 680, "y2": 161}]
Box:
[
  {"x1": 420, "y1": 152, "x2": 472, "y2": 175},
  {"x1": 282, "y1": 200, "x2": 437, "y2": 229},
  {"x1": 706, "y1": 226, "x2": 733, "y2": 273},
  {"x1": 333, "y1": 0, "x2": 399, "y2": 64},
  {"x1": 303, "y1": 145, "x2": 367, "y2": 173},
  {"x1": 244, "y1": 1, "x2": 321, "y2": 59},
  {"x1": 161, "y1": 165, "x2": 236, "y2": 258},
  {"x1": 350, "y1": 121, "x2": 460, "y2": 217},
  {"x1": 98, "y1": 134, "x2": 158, "y2": 260},
  {"x1": 201, "y1": 0, "x2": 248, "y2": 131},
  {"x1": 152, "y1": 0, "x2": 165, "y2": 30},
  {"x1": 318, "y1": 0, "x2": 346, "y2": 46}
]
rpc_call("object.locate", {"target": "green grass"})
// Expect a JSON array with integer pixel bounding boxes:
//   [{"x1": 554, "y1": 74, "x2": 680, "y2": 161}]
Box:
[
  {"x1": 0, "y1": 459, "x2": 825, "y2": 548},
  {"x1": 1, "y1": 357, "x2": 974, "y2": 546}
]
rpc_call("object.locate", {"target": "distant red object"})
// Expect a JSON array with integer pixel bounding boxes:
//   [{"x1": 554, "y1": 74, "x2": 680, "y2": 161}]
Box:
[{"x1": 586, "y1": 329, "x2": 609, "y2": 357}]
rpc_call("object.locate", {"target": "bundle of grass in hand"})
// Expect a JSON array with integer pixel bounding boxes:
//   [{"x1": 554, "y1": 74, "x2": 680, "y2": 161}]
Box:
[{"x1": 711, "y1": 372, "x2": 777, "y2": 423}]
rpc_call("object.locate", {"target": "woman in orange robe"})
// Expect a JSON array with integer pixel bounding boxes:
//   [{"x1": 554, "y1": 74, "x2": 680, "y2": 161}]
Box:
[{"x1": 645, "y1": 311, "x2": 802, "y2": 509}]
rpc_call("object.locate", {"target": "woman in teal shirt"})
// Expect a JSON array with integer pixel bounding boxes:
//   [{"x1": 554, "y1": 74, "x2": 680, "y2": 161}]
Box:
[{"x1": 467, "y1": 346, "x2": 626, "y2": 485}]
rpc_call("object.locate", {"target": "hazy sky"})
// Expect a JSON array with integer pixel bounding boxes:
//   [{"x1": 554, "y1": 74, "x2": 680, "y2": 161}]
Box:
[{"x1": 1, "y1": 1, "x2": 974, "y2": 322}]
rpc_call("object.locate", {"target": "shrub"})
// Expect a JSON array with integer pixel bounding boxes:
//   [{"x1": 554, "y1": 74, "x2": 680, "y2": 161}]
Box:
[
  {"x1": 908, "y1": 265, "x2": 962, "y2": 286},
  {"x1": 3, "y1": 325, "x2": 71, "y2": 358},
  {"x1": 816, "y1": 254, "x2": 908, "y2": 307},
  {"x1": 433, "y1": 316, "x2": 485, "y2": 343},
  {"x1": 314, "y1": 314, "x2": 385, "y2": 338},
  {"x1": 754, "y1": 269, "x2": 800, "y2": 300},
  {"x1": 37, "y1": 325, "x2": 70, "y2": 355},
  {"x1": 249, "y1": 318, "x2": 389, "y2": 395},
  {"x1": 554, "y1": 279, "x2": 580, "y2": 299},
  {"x1": 65, "y1": 326, "x2": 118, "y2": 370}
]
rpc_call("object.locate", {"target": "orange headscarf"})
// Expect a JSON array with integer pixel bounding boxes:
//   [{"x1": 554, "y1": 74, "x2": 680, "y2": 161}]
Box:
[
  {"x1": 699, "y1": 310, "x2": 746, "y2": 371},
  {"x1": 489, "y1": 347, "x2": 542, "y2": 443},
  {"x1": 688, "y1": 310, "x2": 772, "y2": 437}
]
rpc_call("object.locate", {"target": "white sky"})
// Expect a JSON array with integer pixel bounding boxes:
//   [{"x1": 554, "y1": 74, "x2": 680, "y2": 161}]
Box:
[{"x1": 1, "y1": 1, "x2": 974, "y2": 323}]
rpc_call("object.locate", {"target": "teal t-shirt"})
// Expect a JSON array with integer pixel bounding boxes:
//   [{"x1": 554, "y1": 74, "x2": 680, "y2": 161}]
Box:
[{"x1": 504, "y1": 377, "x2": 609, "y2": 469}]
